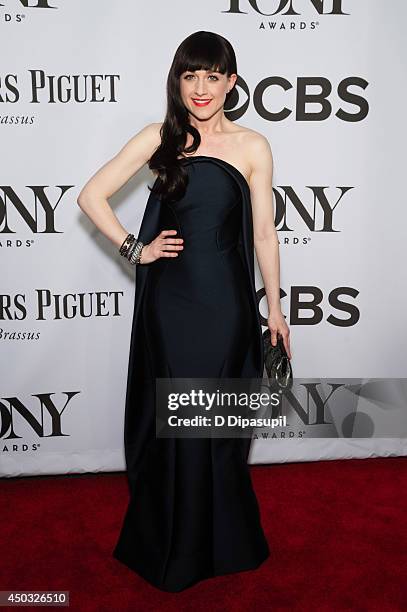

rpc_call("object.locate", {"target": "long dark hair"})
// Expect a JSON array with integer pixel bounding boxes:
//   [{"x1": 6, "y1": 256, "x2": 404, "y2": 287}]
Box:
[{"x1": 148, "y1": 31, "x2": 237, "y2": 202}]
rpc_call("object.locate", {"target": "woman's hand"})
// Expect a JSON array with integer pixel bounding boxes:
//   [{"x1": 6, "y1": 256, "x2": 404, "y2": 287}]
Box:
[
  {"x1": 139, "y1": 229, "x2": 184, "y2": 264},
  {"x1": 267, "y1": 309, "x2": 292, "y2": 359}
]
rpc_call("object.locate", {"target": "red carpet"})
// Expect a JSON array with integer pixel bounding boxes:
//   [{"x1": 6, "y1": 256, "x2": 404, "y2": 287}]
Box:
[{"x1": 1, "y1": 457, "x2": 406, "y2": 611}]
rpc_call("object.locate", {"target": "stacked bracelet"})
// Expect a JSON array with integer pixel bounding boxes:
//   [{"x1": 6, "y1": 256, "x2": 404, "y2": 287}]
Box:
[{"x1": 119, "y1": 233, "x2": 144, "y2": 265}]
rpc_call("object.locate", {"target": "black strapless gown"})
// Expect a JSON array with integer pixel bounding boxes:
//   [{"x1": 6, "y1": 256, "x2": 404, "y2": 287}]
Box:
[{"x1": 113, "y1": 156, "x2": 270, "y2": 592}]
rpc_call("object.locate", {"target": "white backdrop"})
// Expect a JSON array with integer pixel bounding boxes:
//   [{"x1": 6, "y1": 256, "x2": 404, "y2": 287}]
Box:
[{"x1": 1, "y1": 0, "x2": 406, "y2": 477}]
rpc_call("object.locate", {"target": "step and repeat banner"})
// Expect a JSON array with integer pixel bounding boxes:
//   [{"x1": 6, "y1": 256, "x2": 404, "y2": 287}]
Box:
[{"x1": 1, "y1": 0, "x2": 406, "y2": 476}]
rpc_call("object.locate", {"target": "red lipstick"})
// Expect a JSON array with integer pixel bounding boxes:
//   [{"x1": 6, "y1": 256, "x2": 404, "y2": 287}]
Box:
[{"x1": 192, "y1": 99, "x2": 212, "y2": 107}]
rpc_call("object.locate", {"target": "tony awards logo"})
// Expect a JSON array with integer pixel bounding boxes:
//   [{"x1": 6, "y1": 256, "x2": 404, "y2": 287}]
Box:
[{"x1": 223, "y1": 0, "x2": 350, "y2": 16}]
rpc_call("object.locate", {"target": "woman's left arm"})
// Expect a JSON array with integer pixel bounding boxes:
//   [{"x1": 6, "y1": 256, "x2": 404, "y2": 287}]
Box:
[{"x1": 248, "y1": 134, "x2": 292, "y2": 359}]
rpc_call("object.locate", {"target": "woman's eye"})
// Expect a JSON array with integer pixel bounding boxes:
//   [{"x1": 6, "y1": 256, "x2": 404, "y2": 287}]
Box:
[{"x1": 184, "y1": 74, "x2": 218, "y2": 80}]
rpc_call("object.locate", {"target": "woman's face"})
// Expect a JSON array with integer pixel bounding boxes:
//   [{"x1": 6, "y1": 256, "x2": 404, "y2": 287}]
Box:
[{"x1": 179, "y1": 69, "x2": 237, "y2": 117}]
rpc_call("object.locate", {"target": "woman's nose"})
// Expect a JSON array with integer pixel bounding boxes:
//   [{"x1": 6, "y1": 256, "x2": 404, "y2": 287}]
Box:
[{"x1": 195, "y1": 81, "x2": 207, "y2": 95}]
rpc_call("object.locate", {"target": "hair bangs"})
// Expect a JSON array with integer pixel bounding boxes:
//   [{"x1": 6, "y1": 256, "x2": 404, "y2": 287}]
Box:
[{"x1": 175, "y1": 34, "x2": 232, "y2": 78}]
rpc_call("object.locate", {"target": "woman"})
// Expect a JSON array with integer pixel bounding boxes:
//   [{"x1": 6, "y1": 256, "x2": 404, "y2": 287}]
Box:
[{"x1": 78, "y1": 30, "x2": 291, "y2": 592}]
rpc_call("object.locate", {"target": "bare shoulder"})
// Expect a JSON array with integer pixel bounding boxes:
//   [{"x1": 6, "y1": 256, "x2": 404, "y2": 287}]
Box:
[
  {"x1": 127, "y1": 121, "x2": 163, "y2": 158},
  {"x1": 77, "y1": 122, "x2": 164, "y2": 202},
  {"x1": 144, "y1": 121, "x2": 163, "y2": 140},
  {"x1": 232, "y1": 123, "x2": 273, "y2": 176},
  {"x1": 245, "y1": 129, "x2": 273, "y2": 167},
  {"x1": 110, "y1": 122, "x2": 163, "y2": 182}
]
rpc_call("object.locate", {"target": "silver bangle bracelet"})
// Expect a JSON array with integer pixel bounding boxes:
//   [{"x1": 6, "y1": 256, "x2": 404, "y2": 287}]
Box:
[
  {"x1": 129, "y1": 240, "x2": 144, "y2": 265},
  {"x1": 127, "y1": 239, "x2": 139, "y2": 261}
]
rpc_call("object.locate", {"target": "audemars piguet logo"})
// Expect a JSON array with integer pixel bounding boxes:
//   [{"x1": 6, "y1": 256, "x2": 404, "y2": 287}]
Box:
[
  {"x1": 0, "y1": 70, "x2": 120, "y2": 103},
  {"x1": 1, "y1": 290, "x2": 124, "y2": 320}
]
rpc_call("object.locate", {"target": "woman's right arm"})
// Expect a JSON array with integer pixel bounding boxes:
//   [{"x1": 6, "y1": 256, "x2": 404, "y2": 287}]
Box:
[{"x1": 76, "y1": 122, "x2": 162, "y2": 249}]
